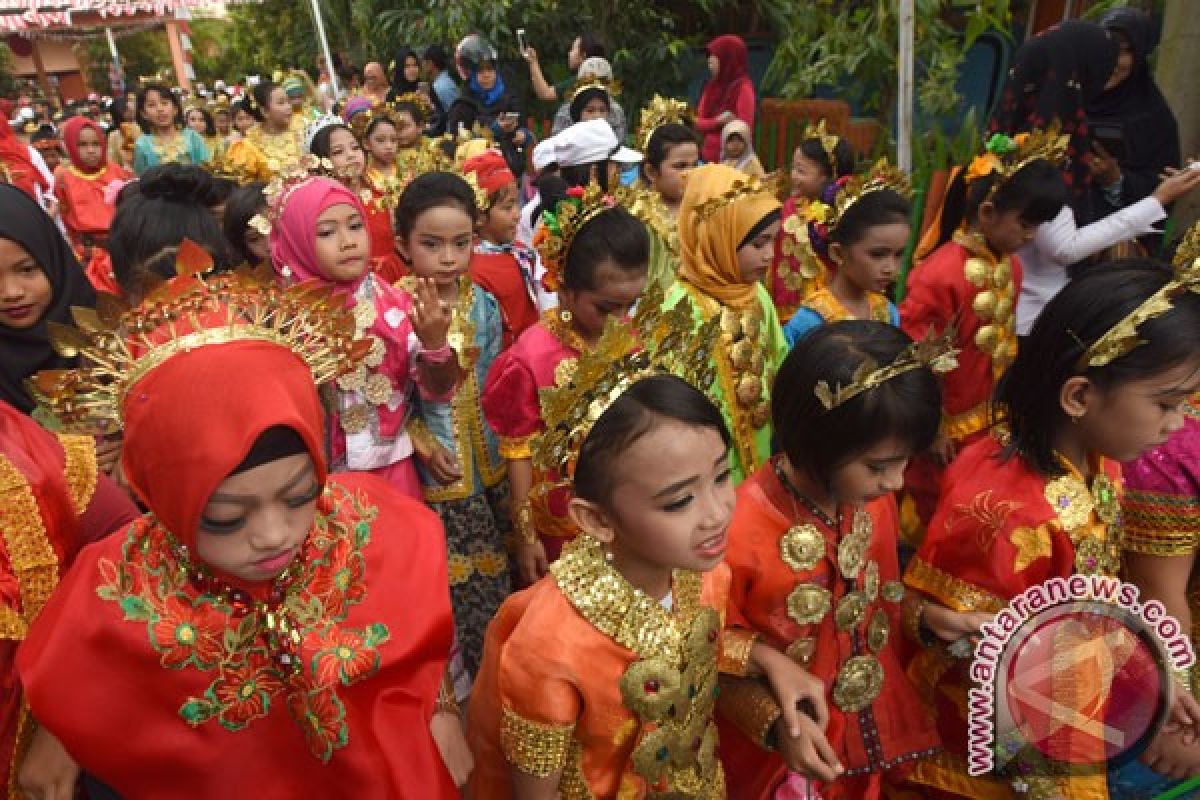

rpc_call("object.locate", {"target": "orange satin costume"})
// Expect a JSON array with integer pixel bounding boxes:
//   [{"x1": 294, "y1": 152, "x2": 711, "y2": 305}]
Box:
[
  {"x1": 481, "y1": 311, "x2": 585, "y2": 561},
  {"x1": 720, "y1": 459, "x2": 939, "y2": 800},
  {"x1": 468, "y1": 535, "x2": 731, "y2": 798},
  {"x1": 17, "y1": 338, "x2": 458, "y2": 798},
  {"x1": 904, "y1": 433, "x2": 1122, "y2": 799},
  {"x1": 899, "y1": 233, "x2": 1022, "y2": 533},
  {"x1": 1, "y1": 400, "x2": 136, "y2": 798}
]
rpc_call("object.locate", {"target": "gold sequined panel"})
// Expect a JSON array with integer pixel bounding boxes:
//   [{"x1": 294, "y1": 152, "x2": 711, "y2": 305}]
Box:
[
  {"x1": 500, "y1": 707, "x2": 575, "y2": 777},
  {"x1": 57, "y1": 433, "x2": 98, "y2": 514},
  {"x1": 904, "y1": 556, "x2": 1006, "y2": 613},
  {"x1": 954, "y1": 231, "x2": 1018, "y2": 378},
  {"x1": 0, "y1": 455, "x2": 61, "y2": 639},
  {"x1": 716, "y1": 627, "x2": 757, "y2": 676}
]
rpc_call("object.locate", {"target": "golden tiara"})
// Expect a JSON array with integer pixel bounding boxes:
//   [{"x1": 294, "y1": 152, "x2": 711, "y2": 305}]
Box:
[
  {"x1": 1081, "y1": 253, "x2": 1200, "y2": 369},
  {"x1": 966, "y1": 123, "x2": 1069, "y2": 187},
  {"x1": 458, "y1": 168, "x2": 492, "y2": 213},
  {"x1": 815, "y1": 326, "x2": 959, "y2": 412},
  {"x1": 830, "y1": 158, "x2": 912, "y2": 232},
  {"x1": 1173, "y1": 222, "x2": 1200, "y2": 270},
  {"x1": 390, "y1": 91, "x2": 435, "y2": 121},
  {"x1": 803, "y1": 119, "x2": 841, "y2": 178},
  {"x1": 532, "y1": 282, "x2": 720, "y2": 479},
  {"x1": 567, "y1": 75, "x2": 621, "y2": 103},
  {"x1": 635, "y1": 95, "x2": 693, "y2": 151},
  {"x1": 692, "y1": 171, "x2": 785, "y2": 224},
  {"x1": 534, "y1": 180, "x2": 617, "y2": 293},
  {"x1": 28, "y1": 241, "x2": 370, "y2": 435}
]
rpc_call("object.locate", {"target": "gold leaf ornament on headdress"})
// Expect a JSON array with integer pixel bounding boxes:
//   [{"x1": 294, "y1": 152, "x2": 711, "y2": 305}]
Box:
[
  {"x1": 829, "y1": 158, "x2": 912, "y2": 233},
  {"x1": 249, "y1": 161, "x2": 324, "y2": 235},
  {"x1": 534, "y1": 181, "x2": 618, "y2": 293},
  {"x1": 1080, "y1": 249, "x2": 1200, "y2": 369},
  {"x1": 28, "y1": 242, "x2": 371, "y2": 434},
  {"x1": 567, "y1": 75, "x2": 621, "y2": 104},
  {"x1": 814, "y1": 327, "x2": 960, "y2": 412},
  {"x1": 803, "y1": 119, "x2": 842, "y2": 178},
  {"x1": 691, "y1": 171, "x2": 785, "y2": 225},
  {"x1": 965, "y1": 123, "x2": 1070, "y2": 188},
  {"x1": 532, "y1": 282, "x2": 721, "y2": 480},
  {"x1": 635, "y1": 95, "x2": 693, "y2": 152}
]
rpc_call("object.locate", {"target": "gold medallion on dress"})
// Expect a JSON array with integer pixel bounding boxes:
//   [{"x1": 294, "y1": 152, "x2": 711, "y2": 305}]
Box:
[
  {"x1": 863, "y1": 561, "x2": 879, "y2": 601},
  {"x1": 835, "y1": 591, "x2": 868, "y2": 631},
  {"x1": 786, "y1": 584, "x2": 832, "y2": 626},
  {"x1": 881, "y1": 581, "x2": 905, "y2": 603},
  {"x1": 780, "y1": 524, "x2": 824, "y2": 573},
  {"x1": 867, "y1": 609, "x2": 890, "y2": 653},
  {"x1": 832, "y1": 655, "x2": 885, "y2": 713},
  {"x1": 837, "y1": 532, "x2": 868, "y2": 581},
  {"x1": 786, "y1": 637, "x2": 816, "y2": 665}
]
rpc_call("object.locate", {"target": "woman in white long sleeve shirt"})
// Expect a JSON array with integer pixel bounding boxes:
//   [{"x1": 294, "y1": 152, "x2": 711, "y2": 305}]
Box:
[{"x1": 1016, "y1": 164, "x2": 1200, "y2": 334}]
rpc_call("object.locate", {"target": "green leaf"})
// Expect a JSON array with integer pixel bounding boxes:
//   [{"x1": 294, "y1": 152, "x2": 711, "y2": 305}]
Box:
[{"x1": 120, "y1": 595, "x2": 154, "y2": 621}]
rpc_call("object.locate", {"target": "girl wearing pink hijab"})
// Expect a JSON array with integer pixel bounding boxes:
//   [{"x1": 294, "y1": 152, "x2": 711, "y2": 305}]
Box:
[
  {"x1": 269, "y1": 175, "x2": 458, "y2": 497},
  {"x1": 696, "y1": 34, "x2": 757, "y2": 164}
]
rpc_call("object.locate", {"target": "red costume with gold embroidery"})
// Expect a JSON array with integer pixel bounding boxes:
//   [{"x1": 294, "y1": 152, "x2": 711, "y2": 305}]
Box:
[
  {"x1": 469, "y1": 248, "x2": 539, "y2": 348},
  {"x1": 468, "y1": 535, "x2": 730, "y2": 798},
  {"x1": 481, "y1": 311, "x2": 584, "y2": 559},
  {"x1": 904, "y1": 433, "x2": 1122, "y2": 799},
  {"x1": 1, "y1": 400, "x2": 136, "y2": 797},
  {"x1": 899, "y1": 234, "x2": 1022, "y2": 532},
  {"x1": 17, "y1": 309, "x2": 456, "y2": 796},
  {"x1": 719, "y1": 459, "x2": 939, "y2": 800}
]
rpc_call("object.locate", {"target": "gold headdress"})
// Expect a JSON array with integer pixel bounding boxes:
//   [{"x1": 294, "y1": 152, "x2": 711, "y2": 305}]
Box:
[
  {"x1": 802, "y1": 119, "x2": 842, "y2": 178},
  {"x1": 533, "y1": 282, "x2": 720, "y2": 479},
  {"x1": 965, "y1": 123, "x2": 1069, "y2": 188},
  {"x1": 635, "y1": 95, "x2": 692, "y2": 151},
  {"x1": 28, "y1": 241, "x2": 369, "y2": 434},
  {"x1": 390, "y1": 91, "x2": 435, "y2": 123},
  {"x1": 830, "y1": 158, "x2": 912, "y2": 232},
  {"x1": 692, "y1": 171, "x2": 785, "y2": 224},
  {"x1": 207, "y1": 93, "x2": 232, "y2": 115},
  {"x1": 458, "y1": 169, "x2": 491, "y2": 213},
  {"x1": 567, "y1": 75, "x2": 621, "y2": 103},
  {"x1": 815, "y1": 327, "x2": 959, "y2": 412},
  {"x1": 534, "y1": 181, "x2": 618, "y2": 293},
  {"x1": 1080, "y1": 246, "x2": 1200, "y2": 369}
]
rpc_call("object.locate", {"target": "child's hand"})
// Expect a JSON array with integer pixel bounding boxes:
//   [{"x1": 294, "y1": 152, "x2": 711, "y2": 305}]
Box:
[
  {"x1": 1140, "y1": 726, "x2": 1200, "y2": 781},
  {"x1": 424, "y1": 443, "x2": 463, "y2": 486},
  {"x1": 516, "y1": 537, "x2": 549, "y2": 586},
  {"x1": 921, "y1": 600, "x2": 993, "y2": 645},
  {"x1": 775, "y1": 714, "x2": 844, "y2": 783},
  {"x1": 1165, "y1": 684, "x2": 1200, "y2": 743},
  {"x1": 94, "y1": 436, "x2": 122, "y2": 476},
  {"x1": 756, "y1": 645, "x2": 831, "y2": 739},
  {"x1": 410, "y1": 276, "x2": 451, "y2": 351},
  {"x1": 929, "y1": 431, "x2": 956, "y2": 466},
  {"x1": 17, "y1": 725, "x2": 80, "y2": 800},
  {"x1": 430, "y1": 710, "x2": 474, "y2": 788}
]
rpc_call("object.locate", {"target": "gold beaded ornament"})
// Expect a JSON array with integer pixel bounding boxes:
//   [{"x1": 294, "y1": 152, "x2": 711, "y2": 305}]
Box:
[
  {"x1": 814, "y1": 326, "x2": 959, "y2": 412},
  {"x1": 635, "y1": 95, "x2": 693, "y2": 152},
  {"x1": 829, "y1": 158, "x2": 912, "y2": 233},
  {"x1": 691, "y1": 171, "x2": 785, "y2": 224},
  {"x1": 532, "y1": 282, "x2": 720, "y2": 480},
  {"x1": 1081, "y1": 249, "x2": 1200, "y2": 369},
  {"x1": 28, "y1": 240, "x2": 371, "y2": 435}
]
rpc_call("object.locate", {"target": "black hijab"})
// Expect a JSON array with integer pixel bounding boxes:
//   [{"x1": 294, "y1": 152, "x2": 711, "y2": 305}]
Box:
[
  {"x1": 1088, "y1": 8, "x2": 1180, "y2": 207},
  {"x1": 389, "y1": 46, "x2": 421, "y2": 96},
  {"x1": 0, "y1": 183, "x2": 96, "y2": 412},
  {"x1": 989, "y1": 21, "x2": 1119, "y2": 220}
]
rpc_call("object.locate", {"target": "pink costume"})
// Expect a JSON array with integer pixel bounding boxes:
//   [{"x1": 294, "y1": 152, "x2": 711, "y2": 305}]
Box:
[{"x1": 270, "y1": 176, "x2": 453, "y2": 499}]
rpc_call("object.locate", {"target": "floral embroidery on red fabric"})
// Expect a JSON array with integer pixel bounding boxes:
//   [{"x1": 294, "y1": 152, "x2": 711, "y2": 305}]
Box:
[{"x1": 96, "y1": 483, "x2": 389, "y2": 761}]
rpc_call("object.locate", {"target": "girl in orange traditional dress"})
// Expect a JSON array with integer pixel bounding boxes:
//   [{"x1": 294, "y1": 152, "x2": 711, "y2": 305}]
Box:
[
  {"x1": 16, "y1": 254, "x2": 466, "y2": 798},
  {"x1": 904, "y1": 261, "x2": 1200, "y2": 799},
  {"x1": 769, "y1": 121, "x2": 855, "y2": 321},
  {"x1": 783, "y1": 161, "x2": 909, "y2": 347},
  {"x1": 225, "y1": 81, "x2": 302, "y2": 182},
  {"x1": 306, "y1": 118, "x2": 408, "y2": 284},
  {"x1": 268, "y1": 174, "x2": 458, "y2": 500},
  {"x1": 54, "y1": 116, "x2": 132, "y2": 262},
  {"x1": 470, "y1": 298, "x2": 792, "y2": 798},
  {"x1": 393, "y1": 171, "x2": 512, "y2": 680},
  {"x1": 899, "y1": 132, "x2": 1069, "y2": 537},
  {"x1": 482, "y1": 184, "x2": 648, "y2": 585},
  {"x1": 720, "y1": 320, "x2": 947, "y2": 800}
]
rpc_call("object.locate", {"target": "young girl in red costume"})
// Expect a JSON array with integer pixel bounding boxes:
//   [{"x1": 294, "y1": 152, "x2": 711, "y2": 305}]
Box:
[
  {"x1": 900, "y1": 131, "x2": 1068, "y2": 535},
  {"x1": 464, "y1": 148, "x2": 546, "y2": 348},
  {"x1": 768, "y1": 121, "x2": 855, "y2": 322},
  {"x1": 268, "y1": 173, "x2": 458, "y2": 499},
  {"x1": 719, "y1": 321, "x2": 948, "y2": 800},
  {"x1": 17, "y1": 257, "x2": 465, "y2": 798},
  {"x1": 54, "y1": 116, "x2": 132, "y2": 262},
  {"x1": 482, "y1": 183, "x2": 649, "y2": 585}
]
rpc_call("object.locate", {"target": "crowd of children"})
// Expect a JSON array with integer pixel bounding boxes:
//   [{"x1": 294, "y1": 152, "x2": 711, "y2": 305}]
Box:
[{"x1": 3, "y1": 20, "x2": 1200, "y2": 800}]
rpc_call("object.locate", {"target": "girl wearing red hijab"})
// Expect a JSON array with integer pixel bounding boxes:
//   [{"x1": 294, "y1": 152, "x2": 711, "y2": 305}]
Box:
[
  {"x1": 268, "y1": 174, "x2": 459, "y2": 499},
  {"x1": 16, "y1": 262, "x2": 465, "y2": 798},
  {"x1": 0, "y1": 110, "x2": 52, "y2": 206},
  {"x1": 1, "y1": 399, "x2": 137, "y2": 796},
  {"x1": 696, "y1": 34, "x2": 757, "y2": 164},
  {"x1": 54, "y1": 116, "x2": 132, "y2": 261}
]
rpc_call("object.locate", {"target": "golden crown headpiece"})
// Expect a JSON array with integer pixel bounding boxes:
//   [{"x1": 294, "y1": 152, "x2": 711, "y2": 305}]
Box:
[
  {"x1": 803, "y1": 119, "x2": 842, "y2": 178},
  {"x1": 458, "y1": 168, "x2": 492, "y2": 213},
  {"x1": 532, "y1": 282, "x2": 720, "y2": 479},
  {"x1": 1081, "y1": 253, "x2": 1200, "y2": 369},
  {"x1": 830, "y1": 158, "x2": 912, "y2": 232},
  {"x1": 815, "y1": 326, "x2": 959, "y2": 412},
  {"x1": 692, "y1": 171, "x2": 785, "y2": 224},
  {"x1": 390, "y1": 91, "x2": 435, "y2": 122},
  {"x1": 182, "y1": 96, "x2": 208, "y2": 117},
  {"x1": 567, "y1": 75, "x2": 621, "y2": 104},
  {"x1": 208, "y1": 93, "x2": 232, "y2": 114},
  {"x1": 202, "y1": 149, "x2": 251, "y2": 184},
  {"x1": 1172, "y1": 222, "x2": 1200, "y2": 270},
  {"x1": 28, "y1": 240, "x2": 370, "y2": 435},
  {"x1": 965, "y1": 123, "x2": 1069, "y2": 189},
  {"x1": 635, "y1": 95, "x2": 692, "y2": 151},
  {"x1": 348, "y1": 101, "x2": 402, "y2": 140},
  {"x1": 534, "y1": 180, "x2": 617, "y2": 293}
]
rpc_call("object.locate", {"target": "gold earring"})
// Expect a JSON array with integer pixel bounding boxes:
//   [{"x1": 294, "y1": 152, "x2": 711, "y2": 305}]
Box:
[{"x1": 559, "y1": 309, "x2": 573, "y2": 323}]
